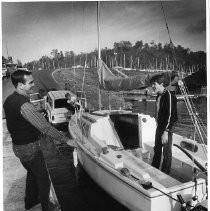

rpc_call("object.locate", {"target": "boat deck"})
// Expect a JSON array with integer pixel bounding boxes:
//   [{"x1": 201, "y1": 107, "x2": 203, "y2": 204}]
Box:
[
  {"x1": 143, "y1": 139, "x2": 206, "y2": 183},
  {"x1": 121, "y1": 150, "x2": 181, "y2": 188}
]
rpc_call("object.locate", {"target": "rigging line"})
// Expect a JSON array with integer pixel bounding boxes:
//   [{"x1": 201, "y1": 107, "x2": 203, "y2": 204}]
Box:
[
  {"x1": 160, "y1": 2, "x2": 172, "y2": 44},
  {"x1": 191, "y1": 110, "x2": 207, "y2": 139},
  {"x1": 184, "y1": 99, "x2": 207, "y2": 136},
  {"x1": 179, "y1": 93, "x2": 196, "y2": 128},
  {"x1": 81, "y1": 54, "x2": 87, "y2": 94},
  {"x1": 179, "y1": 84, "x2": 207, "y2": 152},
  {"x1": 182, "y1": 80, "x2": 201, "y2": 118},
  {"x1": 160, "y1": 1, "x2": 178, "y2": 70},
  {"x1": 195, "y1": 119, "x2": 207, "y2": 138},
  {"x1": 187, "y1": 113, "x2": 207, "y2": 148},
  {"x1": 180, "y1": 88, "x2": 201, "y2": 136},
  {"x1": 180, "y1": 80, "x2": 206, "y2": 131},
  {"x1": 181, "y1": 80, "x2": 207, "y2": 138}
]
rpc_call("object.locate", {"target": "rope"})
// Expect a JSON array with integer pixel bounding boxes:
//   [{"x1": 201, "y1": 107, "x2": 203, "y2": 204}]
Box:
[
  {"x1": 183, "y1": 83, "x2": 207, "y2": 138},
  {"x1": 180, "y1": 80, "x2": 207, "y2": 142},
  {"x1": 160, "y1": 1, "x2": 178, "y2": 70},
  {"x1": 178, "y1": 80, "x2": 207, "y2": 159}
]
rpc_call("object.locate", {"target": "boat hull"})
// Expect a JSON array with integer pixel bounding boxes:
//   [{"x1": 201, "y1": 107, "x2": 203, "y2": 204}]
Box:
[
  {"x1": 76, "y1": 142, "x2": 206, "y2": 211},
  {"x1": 68, "y1": 111, "x2": 207, "y2": 211}
]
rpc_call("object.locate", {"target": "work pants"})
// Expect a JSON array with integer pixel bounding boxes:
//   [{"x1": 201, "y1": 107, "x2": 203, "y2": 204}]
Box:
[
  {"x1": 21, "y1": 150, "x2": 50, "y2": 211},
  {"x1": 14, "y1": 146, "x2": 51, "y2": 211},
  {"x1": 151, "y1": 126, "x2": 173, "y2": 174}
]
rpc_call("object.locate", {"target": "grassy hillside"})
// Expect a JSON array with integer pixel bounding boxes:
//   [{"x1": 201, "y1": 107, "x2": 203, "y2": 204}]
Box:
[{"x1": 54, "y1": 67, "x2": 130, "y2": 110}]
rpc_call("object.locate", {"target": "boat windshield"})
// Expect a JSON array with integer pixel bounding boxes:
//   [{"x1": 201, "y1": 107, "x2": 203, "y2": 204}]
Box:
[{"x1": 54, "y1": 99, "x2": 69, "y2": 108}]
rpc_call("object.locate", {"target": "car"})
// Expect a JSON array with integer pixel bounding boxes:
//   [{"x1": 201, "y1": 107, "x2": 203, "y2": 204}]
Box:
[
  {"x1": 5, "y1": 63, "x2": 17, "y2": 77},
  {"x1": 45, "y1": 90, "x2": 76, "y2": 128},
  {"x1": 2, "y1": 67, "x2": 7, "y2": 79},
  {"x1": 30, "y1": 93, "x2": 45, "y2": 112},
  {"x1": 17, "y1": 66, "x2": 29, "y2": 71}
]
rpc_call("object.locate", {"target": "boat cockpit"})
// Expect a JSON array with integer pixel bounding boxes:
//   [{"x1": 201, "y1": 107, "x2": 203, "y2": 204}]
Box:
[{"x1": 110, "y1": 113, "x2": 140, "y2": 150}]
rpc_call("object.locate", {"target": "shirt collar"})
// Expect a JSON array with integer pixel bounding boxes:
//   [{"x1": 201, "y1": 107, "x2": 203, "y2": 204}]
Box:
[
  {"x1": 160, "y1": 88, "x2": 167, "y2": 96},
  {"x1": 15, "y1": 90, "x2": 30, "y2": 99}
]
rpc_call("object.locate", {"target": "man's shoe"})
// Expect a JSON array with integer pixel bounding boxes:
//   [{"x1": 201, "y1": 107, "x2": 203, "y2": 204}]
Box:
[{"x1": 25, "y1": 199, "x2": 40, "y2": 210}]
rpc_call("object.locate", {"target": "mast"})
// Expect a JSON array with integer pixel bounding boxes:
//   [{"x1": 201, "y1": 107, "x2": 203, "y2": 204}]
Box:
[
  {"x1": 73, "y1": 54, "x2": 76, "y2": 92},
  {"x1": 97, "y1": 2, "x2": 101, "y2": 60},
  {"x1": 97, "y1": 1, "x2": 102, "y2": 109},
  {"x1": 6, "y1": 43, "x2": 9, "y2": 58}
]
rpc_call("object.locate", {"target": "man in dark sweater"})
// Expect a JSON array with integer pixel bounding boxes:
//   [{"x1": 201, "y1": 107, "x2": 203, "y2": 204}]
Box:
[
  {"x1": 3, "y1": 70, "x2": 76, "y2": 210},
  {"x1": 150, "y1": 74, "x2": 178, "y2": 174},
  {"x1": 65, "y1": 93, "x2": 81, "y2": 115}
]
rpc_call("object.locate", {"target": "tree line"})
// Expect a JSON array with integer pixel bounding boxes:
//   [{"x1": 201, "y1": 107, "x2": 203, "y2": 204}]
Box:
[{"x1": 2, "y1": 40, "x2": 206, "y2": 74}]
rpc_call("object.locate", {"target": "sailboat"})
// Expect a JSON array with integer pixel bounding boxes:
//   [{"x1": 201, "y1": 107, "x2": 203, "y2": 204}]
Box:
[{"x1": 68, "y1": 2, "x2": 207, "y2": 211}]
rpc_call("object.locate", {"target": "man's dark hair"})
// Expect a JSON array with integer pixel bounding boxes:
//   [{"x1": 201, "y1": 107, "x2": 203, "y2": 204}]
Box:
[
  {"x1": 150, "y1": 74, "x2": 166, "y2": 86},
  {"x1": 171, "y1": 71, "x2": 179, "y2": 81},
  {"x1": 11, "y1": 70, "x2": 32, "y2": 88},
  {"x1": 65, "y1": 93, "x2": 71, "y2": 98}
]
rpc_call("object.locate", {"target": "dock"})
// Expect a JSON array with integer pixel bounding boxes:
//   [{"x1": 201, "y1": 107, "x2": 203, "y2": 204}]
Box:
[{"x1": 3, "y1": 119, "x2": 86, "y2": 211}]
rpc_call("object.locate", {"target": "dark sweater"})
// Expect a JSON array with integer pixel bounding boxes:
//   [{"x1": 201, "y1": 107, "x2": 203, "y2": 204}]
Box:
[
  {"x1": 156, "y1": 89, "x2": 178, "y2": 131},
  {"x1": 3, "y1": 91, "x2": 41, "y2": 145}
]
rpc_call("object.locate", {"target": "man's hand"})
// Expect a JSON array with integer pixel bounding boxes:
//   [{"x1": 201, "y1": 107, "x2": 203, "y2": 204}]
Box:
[
  {"x1": 161, "y1": 131, "x2": 168, "y2": 145},
  {"x1": 66, "y1": 138, "x2": 78, "y2": 148}
]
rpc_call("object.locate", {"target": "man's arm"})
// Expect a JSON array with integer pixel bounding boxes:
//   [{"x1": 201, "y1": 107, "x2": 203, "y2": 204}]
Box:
[{"x1": 21, "y1": 102, "x2": 76, "y2": 147}]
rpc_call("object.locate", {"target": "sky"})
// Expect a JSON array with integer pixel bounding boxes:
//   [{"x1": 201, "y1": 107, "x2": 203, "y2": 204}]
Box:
[{"x1": 1, "y1": 0, "x2": 207, "y2": 64}]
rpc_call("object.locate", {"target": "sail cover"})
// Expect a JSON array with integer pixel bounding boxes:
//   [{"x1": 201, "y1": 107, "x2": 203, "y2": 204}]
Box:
[{"x1": 97, "y1": 59, "x2": 178, "y2": 91}]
